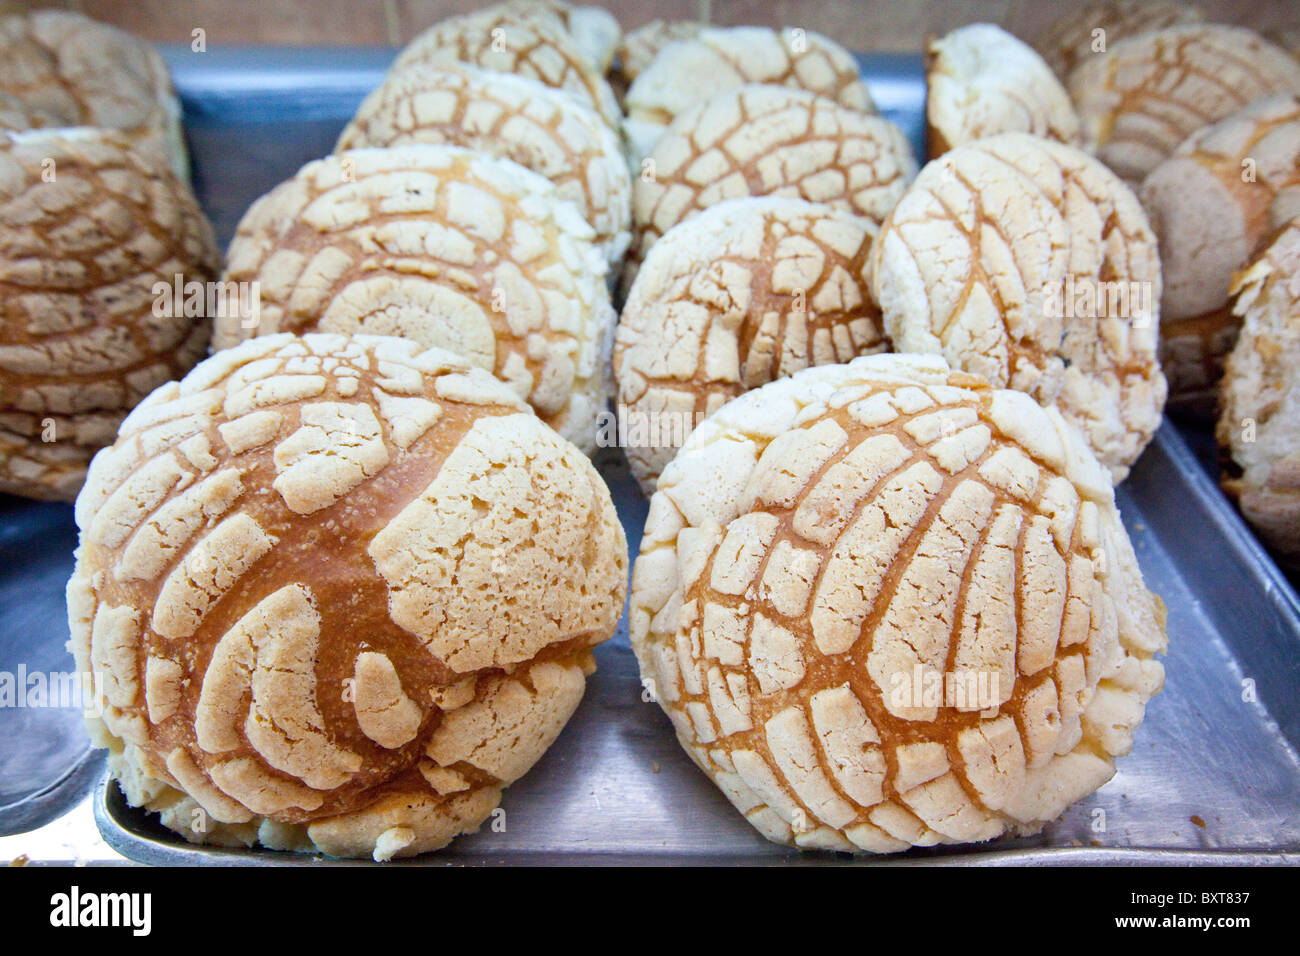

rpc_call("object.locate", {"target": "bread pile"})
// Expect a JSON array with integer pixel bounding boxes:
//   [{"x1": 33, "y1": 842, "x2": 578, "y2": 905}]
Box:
[
  {"x1": 618, "y1": 3, "x2": 1288, "y2": 854},
  {"x1": 0, "y1": 10, "x2": 187, "y2": 177},
  {"x1": 46, "y1": 0, "x2": 1300, "y2": 861},
  {"x1": 0, "y1": 12, "x2": 215, "y2": 502},
  {"x1": 1141, "y1": 95, "x2": 1300, "y2": 414},
  {"x1": 61, "y1": 1, "x2": 637, "y2": 861}
]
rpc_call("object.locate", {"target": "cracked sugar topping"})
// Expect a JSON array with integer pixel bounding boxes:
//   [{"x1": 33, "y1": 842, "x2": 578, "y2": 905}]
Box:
[
  {"x1": 219, "y1": 145, "x2": 615, "y2": 454},
  {"x1": 0, "y1": 9, "x2": 187, "y2": 177},
  {"x1": 870, "y1": 133, "x2": 1166, "y2": 483},
  {"x1": 69, "y1": 333, "x2": 627, "y2": 859},
  {"x1": 623, "y1": 25, "x2": 875, "y2": 161},
  {"x1": 389, "y1": 4, "x2": 621, "y2": 130},
  {"x1": 1069, "y1": 24, "x2": 1300, "y2": 185},
  {"x1": 337, "y1": 63, "x2": 631, "y2": 265},
  {"x1": 926, "y1": 23, "x2": 1080, "y2": 154},
  {"x1": 0, "y1": 127, "x2": 217, "y2": 500},
  {"x1": 615, "y1": 197, "x2": 887, "y2": 492},
  {"x1": 630, "y1": 354, "x2": 1165, "y2": 853},
  {"x1": 629, "y1": 85, "x2": 915, "y2": 289},
  {"x1": 1032, "y1": 0, "x2": 1202, "y2": 80}
]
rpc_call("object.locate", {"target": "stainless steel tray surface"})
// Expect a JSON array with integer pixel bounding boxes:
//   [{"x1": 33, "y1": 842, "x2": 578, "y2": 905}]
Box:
[{"x1": 6, "y1": 49, "x2": 1300, "y2": 865}]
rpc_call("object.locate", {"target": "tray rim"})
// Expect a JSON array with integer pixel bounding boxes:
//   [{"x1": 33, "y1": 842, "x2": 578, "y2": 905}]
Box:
[{"x1": 92, "y1": 776, "x2": 1300, "y2": 867}]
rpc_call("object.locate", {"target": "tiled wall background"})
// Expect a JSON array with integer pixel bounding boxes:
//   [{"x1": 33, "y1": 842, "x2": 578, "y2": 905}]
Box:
[{"x1": 2, "y1": 0, "x2": 1295, "y2": 50}]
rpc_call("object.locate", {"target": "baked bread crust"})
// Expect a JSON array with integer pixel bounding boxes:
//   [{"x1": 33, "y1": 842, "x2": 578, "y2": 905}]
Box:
[
  {"x1": 630, "y1": 85, "x2": 915, "y2": 290},
  {"x1": 337, "y1": 63, "x2": 632, "y2": 265},
  {"x1": 1140, "y1": 94, "x2": 1300, "y2": 415},
  {"x1": 629, "y1": 354, "x2": 1165, "y2": 852},
  {"x1": 0, "y1": 127, "x2": 218, "y2": 500},
  {"x1": 870, "y1": 133, "x2": 1166, "y2": 483},
  {"x1": 390, "y1": 4, "x2": 621, "y2": 130},
  {"x1": 68, "y1": 332, "x2": 627, "y2": 860},
  {"x1": 1032, "y1": 0, "x2": 1202, "y2": 80},
  {"x1": 615, "y1": 197, "x2": 887, "y2": 493},
  {"x1": 623, "y1": 26, "x2": 876, "y2": 161},
  {"x1": 501, "y1": 0, "x2": 622, "y2": 73},
  {"x1": 1217, "y1": 220, "x2": 1300, "y2": 569},
  {"x1": 1069, "y1": 24, "x2": 1300, "y2": 184},
  {"x1": 611, "y1": 19, "x2": 705, "y2": 100},
  {"x1": 0, "y1": 10, "x2": 187, "y2": 178},
  {"x1": 926, "y1": 23, "x2": 1080, "y2": 155},
  {"x1": 217, "y1": 145, "x2": 615, "y2": 454}
]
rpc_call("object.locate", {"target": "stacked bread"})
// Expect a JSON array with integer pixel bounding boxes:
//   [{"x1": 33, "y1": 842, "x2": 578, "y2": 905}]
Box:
[{"x1": 0, "y1": 12, "x2": 216, "y2": 502}]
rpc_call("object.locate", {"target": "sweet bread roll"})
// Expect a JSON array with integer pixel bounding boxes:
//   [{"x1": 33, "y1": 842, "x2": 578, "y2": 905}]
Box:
[
  {"x1": 0, "y1": 10, "x2": 186, "y2": 179},
  {"x1": 500, "y1": 0, "x2": 621, "y2": 73},
  {"x1": 624, "y1": 26, "x2": 875, "y2": 161},
  {"x1": 390, "y1": 4, "x2": 621, "y2": 129},
  {"x1": 1140, "y1": 94, "x2": 1300, "y2": 416},
  {"x1": 615, "y1": 197, "x2": 887, "y2": 493},
  {"x1": 1218, "y1": 219, "x2": 1300, "y2": 570},
  {"x1": 870, "y1": 133, "x2": 1165, "y2": 483},
  {"x1": 1032, "y1": 0, "x2": 1202, "y2": 80},
  {"x1": 337, "y1": 63, "x2": 632, "y2": 265},
  {"x1": 217, "y1": 145, "x2": 615, "y2": 454},
  {"x1": 926, "y1": 23, "x2": 1080, "y2": 154},
  {"x1": 611, "y1": 20, "x2": 704, "y2": 99},
  {"x1": 1069, "y1": 24, "x2": 1300, "y2": 184},
  {"x1": 68, "y1": 332, "x2": 627, "y2": 860},
  {"x1": 0, "y1": 128, "x2": 218, "y2": 501},
  {"x1": 629, "y1": 353, "x2": 1166, "y2": 852},
  {"x1": 630, "y1": 85, "x2": 915, "y2": 289}
]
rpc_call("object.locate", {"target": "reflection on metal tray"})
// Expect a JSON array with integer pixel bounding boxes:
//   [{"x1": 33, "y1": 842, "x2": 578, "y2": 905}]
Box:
[{"x1": 4, "y1": 49, "x2": 1299, "y2": 864}]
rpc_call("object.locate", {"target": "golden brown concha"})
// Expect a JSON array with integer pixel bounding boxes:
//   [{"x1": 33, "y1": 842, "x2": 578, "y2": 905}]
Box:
[
  {"x1": 926, "y1": 23, "x2": 1080, "y2": 154},
  {"x1": 217, "y1": 145, "x2": 615, "y2": 454},
  {"x1": 0, "y1": 127, "x2": 218, "y2": 501},
  {"x1": 1140, "y1": 94, "x2": 1300, "y2": 417},
  {"x1": 68, "y1": 332, "x2": 628, "y2": 860},
  {"x1": 336, "y1": 63, "x2": 631, "y2": 265},
  {"x1": 629, "y1": 85, "x2": 915, "y2": 290},
  {"x1": 629, "y1": 353, "x2": 1166, "y2": 852},
  {"x1": 870, "y1": 133, "x2": 1166, "y2": 484},
  {"x1": 615, "y1": 197, "x2": 888, "y2": 493},
  {"x1": 1031, "y1": 0, "x2": 1202, "y2": 80},
  {"x1": 1218, "y1": 219, "x2": 1300, "y2": 570},
  {"x1": 389, "y1": 4, "x2": 621, "y2": 129},
  {"x1": 0, "y1": 10, "x2": 186, "y2": 178},
  {"x1": 623, "y1": 26, "x2": 875, "y2": 162},
  {"x1": 1068, "y1": 24, "x2": 1300, "y2": 184}
]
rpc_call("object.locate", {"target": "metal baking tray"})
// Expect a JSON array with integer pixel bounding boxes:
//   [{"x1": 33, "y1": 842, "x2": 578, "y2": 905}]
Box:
[{"x1": 7, "y1": 49, "x2": 1300, "y2": 865}]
